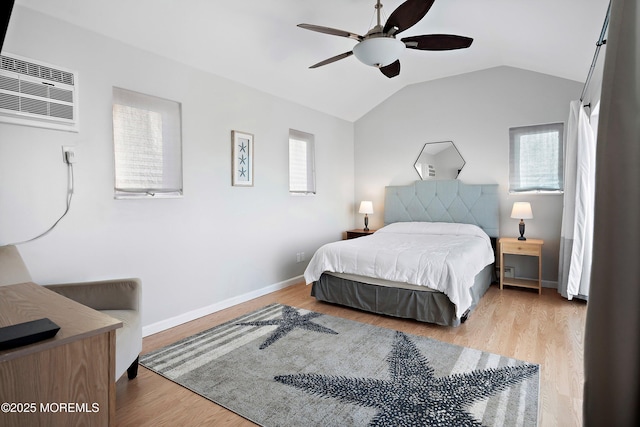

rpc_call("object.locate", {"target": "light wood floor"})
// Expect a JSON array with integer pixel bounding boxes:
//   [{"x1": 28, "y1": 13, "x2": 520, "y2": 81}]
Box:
[{"x1": 116, "y1": 282, "x2": 587, "y2": 427}]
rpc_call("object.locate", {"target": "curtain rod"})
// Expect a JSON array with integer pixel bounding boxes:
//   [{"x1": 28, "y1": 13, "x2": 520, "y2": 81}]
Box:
[{"x1": 580, "y1": 1, "x2": 611, "y2": 105}]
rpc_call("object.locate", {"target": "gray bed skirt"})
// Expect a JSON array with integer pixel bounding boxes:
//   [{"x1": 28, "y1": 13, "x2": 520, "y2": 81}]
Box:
[{"x1": 311, "y1": 263, "x2": 494, "y2": 327}]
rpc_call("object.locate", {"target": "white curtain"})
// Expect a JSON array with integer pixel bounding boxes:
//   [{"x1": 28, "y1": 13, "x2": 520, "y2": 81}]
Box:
[{"x1": 557, "y1": 100, "x2": 597, "y2": 300}]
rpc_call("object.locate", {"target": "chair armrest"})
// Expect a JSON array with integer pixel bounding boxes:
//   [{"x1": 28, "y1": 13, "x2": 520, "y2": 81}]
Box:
[{"x1": 44, "y1": 278, "x2": 140, "y2": 311}]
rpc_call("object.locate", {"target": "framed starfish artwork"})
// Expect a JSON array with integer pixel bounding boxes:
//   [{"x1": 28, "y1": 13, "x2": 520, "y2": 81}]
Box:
[{"x1": 231, "y1": 130, "x2": 254, "y2": 187}]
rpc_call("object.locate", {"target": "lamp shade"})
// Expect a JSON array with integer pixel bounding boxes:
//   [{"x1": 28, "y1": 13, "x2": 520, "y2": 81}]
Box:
[
  {"x1": 510, "y1": 202, "x2": 533, "y2": 219},
  {"x1": 359, "y1": 201, "x2": 374, "y2": 215},
  {"x1": 352, "y1": 37, "x2": 405, "y2": 67}
]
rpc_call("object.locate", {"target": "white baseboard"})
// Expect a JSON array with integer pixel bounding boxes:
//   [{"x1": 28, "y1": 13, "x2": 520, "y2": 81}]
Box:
[{"x1": 142, "y1": 275, "x2": 303, "y2": 337}]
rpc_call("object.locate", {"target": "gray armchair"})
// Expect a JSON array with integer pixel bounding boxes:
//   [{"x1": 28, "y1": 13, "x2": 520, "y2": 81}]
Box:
[{"x1": 0, "y1": 245, "x2": 141, "y2": 380}]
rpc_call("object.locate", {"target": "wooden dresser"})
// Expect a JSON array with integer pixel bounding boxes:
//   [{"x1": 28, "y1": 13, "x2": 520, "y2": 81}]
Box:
[{"x1": 0, "y1": 282, "x2": 121, "y2": 427}]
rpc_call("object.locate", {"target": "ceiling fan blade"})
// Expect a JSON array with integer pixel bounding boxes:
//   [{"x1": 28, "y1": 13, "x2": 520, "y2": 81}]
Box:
[
  {"x1": 309, "y1": 51, "x2": 354, "y2": 69},
  {"x1": 403, "y1": 34, "x2": 473, "y2": 50},
  {"x1": 383, "y1": 0, "x2": 435, "y2": 35},
  {"x1": 380, "y1": 60, "x2": 401, "y2": 78},
  {"x1": 298, "y1": 24, "x2": 363, "y2": 41}
]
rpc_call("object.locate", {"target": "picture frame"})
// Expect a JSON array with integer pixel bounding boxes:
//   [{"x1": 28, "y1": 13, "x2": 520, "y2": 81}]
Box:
[{"x1": 231, "y1": 130, "x2": 254, "y2": 187}]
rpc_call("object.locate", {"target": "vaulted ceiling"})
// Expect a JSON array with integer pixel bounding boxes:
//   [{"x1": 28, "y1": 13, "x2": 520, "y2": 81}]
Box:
[{"x1": 15, "y1": 0, "x2": 610, "y2": 121}]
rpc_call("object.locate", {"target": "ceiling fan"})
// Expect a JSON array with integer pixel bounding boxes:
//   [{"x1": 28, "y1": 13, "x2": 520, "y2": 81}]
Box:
[{"x1": 298, "y1": 0, "x2": 473, "y2": 78}]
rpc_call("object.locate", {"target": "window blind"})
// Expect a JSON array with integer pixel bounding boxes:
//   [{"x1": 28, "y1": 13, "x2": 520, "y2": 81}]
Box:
[
  {"x1": 113, "y1": 87, "x2": 183, "y2": 198},
  {"x1": 289, "y1": 129, "x2": 316, "y2": 194},
  {"x1": 509, "y1": 123, "x2": 564, "y2": 193}
]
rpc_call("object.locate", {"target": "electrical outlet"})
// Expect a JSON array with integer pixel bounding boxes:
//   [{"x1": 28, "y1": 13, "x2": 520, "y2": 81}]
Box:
[
  {"x1": 62, "y1": 146, "x2": 76, "y2": 164},
  {"x1": 504, "y1": 266, "x2": 515, "y2": 278}
]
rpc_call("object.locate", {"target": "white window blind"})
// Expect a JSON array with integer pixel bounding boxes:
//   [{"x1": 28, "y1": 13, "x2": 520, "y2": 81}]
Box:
[
  {"x1": 113, "y1": 87, "x2": 183, "y2": 198},
  {"x1": 509, "y1": 123, "x2": 564, "y2": 193},
  {"x1": 289, "y1": 129, "x2": 316, "y2": 194}
]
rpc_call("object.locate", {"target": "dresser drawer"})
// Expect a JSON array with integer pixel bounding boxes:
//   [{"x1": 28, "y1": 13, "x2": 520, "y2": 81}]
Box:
[{"x1": 501, "y1": 241, "x2": 541, "y2": 256}]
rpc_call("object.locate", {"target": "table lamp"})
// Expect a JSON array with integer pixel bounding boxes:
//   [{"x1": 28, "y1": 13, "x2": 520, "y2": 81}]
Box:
[
  {"x1": 511, "y1": 202, "x2": 533, "y2": 240},
  {"x1": 359, "y1": 201, "x2": 373, "y2": 231}
]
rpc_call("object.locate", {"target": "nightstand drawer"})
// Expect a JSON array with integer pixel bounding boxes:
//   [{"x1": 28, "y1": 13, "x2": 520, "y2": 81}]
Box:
[{"x1": 501, "y1": 242, "x2": 541, "y2": 256}]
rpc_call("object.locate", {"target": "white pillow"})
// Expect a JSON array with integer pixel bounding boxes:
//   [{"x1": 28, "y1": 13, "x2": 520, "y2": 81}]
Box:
[{"x1": 377, "y1": 221, "x2": 489, "y2": 241}]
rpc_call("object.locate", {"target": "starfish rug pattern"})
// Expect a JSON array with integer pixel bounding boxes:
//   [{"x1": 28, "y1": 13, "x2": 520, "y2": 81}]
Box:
[
  {"x1": 275, "y1": 331, "x2": 538, "y2": 426},
  {"x1": 236, "y1": 305, "x2": 338, "y2": 349}
]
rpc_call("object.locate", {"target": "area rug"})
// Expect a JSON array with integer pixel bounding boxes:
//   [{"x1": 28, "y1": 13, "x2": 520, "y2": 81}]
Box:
[{"x1": 140, "y1": 303, "x2": 539, "y2": 426}]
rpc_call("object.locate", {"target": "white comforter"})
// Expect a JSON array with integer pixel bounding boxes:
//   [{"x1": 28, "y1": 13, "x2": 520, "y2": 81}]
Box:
[{"x1": 304, "y1": 222, "x2": 495, "y2": 319}]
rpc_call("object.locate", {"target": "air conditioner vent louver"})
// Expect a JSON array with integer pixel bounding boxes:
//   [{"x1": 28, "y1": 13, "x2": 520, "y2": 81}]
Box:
[
  {"x1": 0, "y1": 53, "x2": 78, "y2": 132},
  {"x1": 0, "y1": 93, "x2": 19, "y2": 111},
  {"x1": 1, "y1": 55, "x2": 75, "y2": 85},
  {"x1": 0, "y1": 75, "x2": 18, "y2": 91}
]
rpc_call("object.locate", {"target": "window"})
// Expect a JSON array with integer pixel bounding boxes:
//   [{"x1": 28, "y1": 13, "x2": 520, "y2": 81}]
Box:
[
  {"x1": 289, "y1": 129, "x2": 316, "y2": 194},
  {"x1": 112, "y1": 87, "x2": 183, "y2": 198},
  {"x1": 509, "y1": 123, "x2": 564, "y2": 193}
]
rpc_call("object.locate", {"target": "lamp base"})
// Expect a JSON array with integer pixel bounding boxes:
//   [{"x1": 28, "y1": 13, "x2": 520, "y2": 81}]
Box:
[
  {"x1": 518, "y1": 220, "x2": 526, "y2": 240},
  {"x1": 363, "y1": 215, "x2": 369, "y2": 231}
]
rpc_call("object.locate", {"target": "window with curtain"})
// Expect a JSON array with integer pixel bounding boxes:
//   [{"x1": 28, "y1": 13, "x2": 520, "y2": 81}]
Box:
[
  {"x1": 113, "y1": 87, "x2": 183, "y2": 198},
  {"x1": 289, "y1": 129, "x2": 316, "y2": 195},
  {"x1": 509, "y1": 122, "x2": 564, "y2": 193}
]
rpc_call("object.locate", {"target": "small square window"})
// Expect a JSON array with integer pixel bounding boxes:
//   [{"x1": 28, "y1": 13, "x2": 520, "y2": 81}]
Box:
[
  {"x1": 509, "y1": 123, "x2": 564, "y2": 193},
  {"x1": 113, "y1": 87, "x2": 183, "y2": 198}
]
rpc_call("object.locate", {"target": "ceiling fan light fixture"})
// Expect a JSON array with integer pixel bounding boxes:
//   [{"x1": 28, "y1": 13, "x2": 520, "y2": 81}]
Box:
[{"x1": 352, "y1": 37, "x2": 405, "y2": 68}]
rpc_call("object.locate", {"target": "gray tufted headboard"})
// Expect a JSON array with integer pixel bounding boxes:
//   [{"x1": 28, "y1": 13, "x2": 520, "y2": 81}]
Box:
[{"x1": 384, "y1": 180, "x2": 500, "y2": 237}]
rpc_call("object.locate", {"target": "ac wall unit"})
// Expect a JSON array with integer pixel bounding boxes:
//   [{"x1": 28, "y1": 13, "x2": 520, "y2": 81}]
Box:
[{"x1": 0, "y1": 52, "x2": 78, "y2": 132}]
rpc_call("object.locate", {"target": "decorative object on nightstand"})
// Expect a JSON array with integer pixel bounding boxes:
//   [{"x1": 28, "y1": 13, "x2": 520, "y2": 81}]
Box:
[
  {"x1": 511, "y1": 202, "x2": 533, "y2": 240},
  {"x1": 499, "y1": 237, "x2": 544, "y2": 294},
  {"x1": 358, "y1": 201, "x2": 373, "y2": 231}
]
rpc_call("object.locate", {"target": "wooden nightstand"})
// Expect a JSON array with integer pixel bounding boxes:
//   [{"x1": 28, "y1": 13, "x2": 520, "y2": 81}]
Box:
[
  {"x1": 346, "y1": 229, "x2": 376, "y2": 239},
  {"x1": 499, "y1": 237, "x2": 543, "y2": 294}
]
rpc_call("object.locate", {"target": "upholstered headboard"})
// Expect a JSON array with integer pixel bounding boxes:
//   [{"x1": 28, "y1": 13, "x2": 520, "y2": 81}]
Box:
[{"x1": 384, "y1": 180, "x2": 500, "y2": 237}]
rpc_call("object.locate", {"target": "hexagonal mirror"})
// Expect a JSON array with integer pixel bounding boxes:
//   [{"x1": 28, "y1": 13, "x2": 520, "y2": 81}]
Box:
[{"x1": 414, "y1": 141, "x2": 465, "y2": 180}]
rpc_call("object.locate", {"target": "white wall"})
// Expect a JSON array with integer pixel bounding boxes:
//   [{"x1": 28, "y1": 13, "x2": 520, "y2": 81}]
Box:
[
  {"x1": 354, "y1": 67, "x2": 583, "y2": 284},
  {"x1": 0, "y1": 6, "x2": 354, "y2": 331}
]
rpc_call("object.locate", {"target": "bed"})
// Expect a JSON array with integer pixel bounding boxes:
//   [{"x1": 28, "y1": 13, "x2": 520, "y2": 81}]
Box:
[{"x1": 304, "y1": 180, "x2": 499, "y2": 327}]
